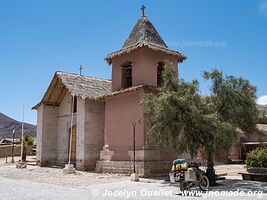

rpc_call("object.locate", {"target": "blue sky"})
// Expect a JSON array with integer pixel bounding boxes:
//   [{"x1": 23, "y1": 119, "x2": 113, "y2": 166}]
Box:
[{"x1": 0, "y1": 0, "x2": 267, "y2": 125}]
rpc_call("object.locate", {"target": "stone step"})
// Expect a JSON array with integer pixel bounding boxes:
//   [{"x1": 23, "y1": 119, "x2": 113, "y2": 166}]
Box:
[
  {"x1": 52, "y1": 162, "x2": 76, "y2": 169},
  {"x1": 51, "y1": 165, "x2": 64, "y2": 169}
]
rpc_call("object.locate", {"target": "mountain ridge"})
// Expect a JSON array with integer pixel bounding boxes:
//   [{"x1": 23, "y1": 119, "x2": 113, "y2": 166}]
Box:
[{"x1": 0, "y1": 112, "x2": 36, "y2": 139}]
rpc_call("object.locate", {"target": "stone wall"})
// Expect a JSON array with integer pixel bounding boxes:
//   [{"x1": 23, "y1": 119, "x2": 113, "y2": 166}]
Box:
[
  {"x1": 0, "y1": 145, "x2": 32, "y2": 158},
  {"x1": 96, "y1": 160, "x2": 171, "y2": 177}
]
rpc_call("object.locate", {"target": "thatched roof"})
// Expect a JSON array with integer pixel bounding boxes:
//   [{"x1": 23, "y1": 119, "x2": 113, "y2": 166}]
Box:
[
  {"x1": 97, "y1": 85, "x2": 158, "y2": 99},
  {"x1": 33, "y1": 72, "x2": 111, "y2": 109},
  {"x1": 105, "y1": 16, "x2": 186, "y2": 64}
]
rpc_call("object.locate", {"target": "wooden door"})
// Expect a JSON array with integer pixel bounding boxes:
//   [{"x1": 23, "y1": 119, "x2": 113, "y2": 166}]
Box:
[{"x1": 70, "y1": 126, "x2": 76, "y2": 162}]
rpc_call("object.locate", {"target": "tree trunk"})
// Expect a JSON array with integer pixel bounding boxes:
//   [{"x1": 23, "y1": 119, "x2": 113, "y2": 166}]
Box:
[
  {"x1": 22, "y1": 146, "x2": 27, "y2": 162},
  {"x1": 206, "y1": 148, "x2": 216, "y2": 186}
]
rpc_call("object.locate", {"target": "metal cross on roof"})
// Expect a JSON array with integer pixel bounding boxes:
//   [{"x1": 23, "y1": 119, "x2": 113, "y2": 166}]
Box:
[
  {"x1": 79, "y1": 65, "x2": 83, "y2": 76},
  {"x1": 141, "y1": 4, "x2": 146, "y2": 17}
]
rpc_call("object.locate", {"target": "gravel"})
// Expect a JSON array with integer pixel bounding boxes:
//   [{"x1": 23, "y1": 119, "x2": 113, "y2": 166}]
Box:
[{"x1": 0, "y1": 157, "x2": 266, "y2": 200}]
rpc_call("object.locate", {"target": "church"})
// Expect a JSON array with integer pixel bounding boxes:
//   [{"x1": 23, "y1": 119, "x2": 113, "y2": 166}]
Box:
[
  {"x1": 33, "y1": 6, "x2": 267, "y2": 177},
  {"x1": 33, "y1": 6, "x2": 186, "y2": 177}
]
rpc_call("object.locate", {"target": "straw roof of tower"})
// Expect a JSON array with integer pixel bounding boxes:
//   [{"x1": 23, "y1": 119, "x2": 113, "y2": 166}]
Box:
[
  {"x1": 105, "y1": 16, "x2": 186, "y2": 64},
  {"x1": 32, "y1": 72, "x2": 111, "y2": 109}
]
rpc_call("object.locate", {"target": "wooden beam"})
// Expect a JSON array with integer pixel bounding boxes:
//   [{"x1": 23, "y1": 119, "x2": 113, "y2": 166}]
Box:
[
  {"x1": 46, "y1": 77, "x2": 59, "y2": 102},
  {"x1": 43, "y1": 102, "x2": 60, "y2": 107},
  {"x1": 56, "y1": 87, "x2": 67, "y2": 104}
]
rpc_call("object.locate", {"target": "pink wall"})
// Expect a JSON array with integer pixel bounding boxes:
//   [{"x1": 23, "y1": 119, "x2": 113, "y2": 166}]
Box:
[
  {"x1": 111, "y1": 47, "x2": 179, "y2": 91},
  {"x1": 105, "y1": 90, "x2": 145, "y2": 160},
  {"x1": 106, "y1": 46, "x2": 181, "y2": 161}
]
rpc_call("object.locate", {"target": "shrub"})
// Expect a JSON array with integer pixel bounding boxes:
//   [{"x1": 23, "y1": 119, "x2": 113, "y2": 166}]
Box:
[{"x1": 245, "y1": 147, "x2": 267, "y2": 168}]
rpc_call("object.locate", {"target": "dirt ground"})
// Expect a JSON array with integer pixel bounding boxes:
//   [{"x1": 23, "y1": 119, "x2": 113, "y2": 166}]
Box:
[
  {"x1": 1, "y1": 156, "x2": 266, "y2": 200},
  {"x1": 0, "y1": 156, "x2": 247, "y2": 187}
]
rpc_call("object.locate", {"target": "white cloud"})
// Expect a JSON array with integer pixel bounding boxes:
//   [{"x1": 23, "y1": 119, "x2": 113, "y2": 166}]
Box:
[
  {"x1": 257, "y1": 95, "x2": 267, "y2": 105},
  {"x1": 259, "y1": 0, "x2": 267, "y2": 16}
]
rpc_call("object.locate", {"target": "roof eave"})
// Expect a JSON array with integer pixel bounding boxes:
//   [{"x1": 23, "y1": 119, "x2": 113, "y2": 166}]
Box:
[
  {"x1": 105, "y1": 44, "x2": 186, "y2": 65},
  {"x1": 97, "y1": 85, "x2": 158, "y2": 99},
  {"x1": 32, "y1": 102, "x2": 41, "y2": 110}
]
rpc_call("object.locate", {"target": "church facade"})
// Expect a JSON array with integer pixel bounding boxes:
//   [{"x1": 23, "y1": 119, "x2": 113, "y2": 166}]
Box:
[{"x1": 33, "y1": 9, "x2": 267, "y2": 177}]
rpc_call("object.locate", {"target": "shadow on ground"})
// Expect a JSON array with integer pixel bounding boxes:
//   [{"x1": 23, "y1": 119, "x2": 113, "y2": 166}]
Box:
[
  {"x1": 157, "y1": 178, "x2": 267, "y2": 194},
  {"x1": 214, "y1": 179, "x2": 267, "y2": 193}
]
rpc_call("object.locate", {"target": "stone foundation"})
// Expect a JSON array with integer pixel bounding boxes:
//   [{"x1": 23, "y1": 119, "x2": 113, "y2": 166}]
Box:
[
  {"x1": 96, "y1": 160, "x2": 171, "y2": 177},
  {"x1": 36, "y1": 159, "x2": 57, "y2": 167}
]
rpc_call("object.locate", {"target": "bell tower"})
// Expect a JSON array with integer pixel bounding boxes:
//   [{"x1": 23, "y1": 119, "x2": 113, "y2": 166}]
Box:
[
  {"x1": 105, "y1": 6, "x2": 186, "y2": 91},
  {"x1": 98, "y1": 5, "x2": 187, "y2": 177}
]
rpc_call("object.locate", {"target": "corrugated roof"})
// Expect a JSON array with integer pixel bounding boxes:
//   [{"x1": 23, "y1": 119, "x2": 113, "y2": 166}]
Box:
[{"x1": 105, "y1": 16, "x2": 186, "y2": 64}]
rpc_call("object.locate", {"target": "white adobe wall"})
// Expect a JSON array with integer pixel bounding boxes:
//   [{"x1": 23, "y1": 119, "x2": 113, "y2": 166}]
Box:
[
  {"x1": 37, "y1": 92, "x2": 104, "y2": 169},
  {"x1": 36, "y1": 105, "x2": 58, "y2": 166},
  {"x1": 76, "y1": 98, "x2": 85, "y2": 169},
  {"x1": 76, "y1": 98, "x2": 105, "y2": 170},
  {"x1": 56, "y1": 92, "x2": 76, "y2": 163}
]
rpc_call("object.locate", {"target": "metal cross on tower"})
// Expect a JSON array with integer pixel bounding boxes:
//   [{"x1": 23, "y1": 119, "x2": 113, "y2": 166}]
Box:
[
  {"x1": 141, "y1": 4, "x2": 146, "y2": 17},
  {"x1": 79, "y1": 65, "x2": 83, "y2": 76}
]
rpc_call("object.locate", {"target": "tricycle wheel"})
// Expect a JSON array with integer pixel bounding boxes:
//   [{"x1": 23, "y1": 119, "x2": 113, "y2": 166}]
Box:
[
  {"x1": 180, "y1": 180, "x2": 191, "y2": 191},
  {"x1": 198, "y1": 175, "x2": 210, "y2": 191}
]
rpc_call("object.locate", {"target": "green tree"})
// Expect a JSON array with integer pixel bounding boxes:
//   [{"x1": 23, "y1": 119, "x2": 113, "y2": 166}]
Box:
[
  {"x1": 202, "y1": 69, "x2": 261, "y2": 184},
  {"x1": 142, "y1": 65, "x2": 261, "y2": 185},
  {"x1": 19, "y1": 134, "x2": 34, "y2": 162}
]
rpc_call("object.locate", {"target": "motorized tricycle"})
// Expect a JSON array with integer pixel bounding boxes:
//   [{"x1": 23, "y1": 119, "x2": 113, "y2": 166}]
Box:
[{"x1": 169, "y1": 159, "x2": 210, "y2": 191}]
